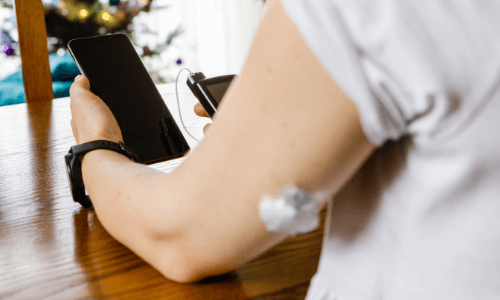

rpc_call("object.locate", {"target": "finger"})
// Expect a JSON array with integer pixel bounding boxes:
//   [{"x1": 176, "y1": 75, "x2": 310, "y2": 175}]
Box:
[
  {"x1": 70, "y1": 75, "x2": 92, "y2": 97},
  {"x1": 203, "y1": 123, "x2": 211, "y2": 135},
  {"x1": 194, "y1": 103, "x2": 210, "y2": 118}
]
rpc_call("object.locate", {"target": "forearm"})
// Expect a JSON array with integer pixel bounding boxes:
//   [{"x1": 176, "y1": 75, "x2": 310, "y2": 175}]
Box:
[
  {"x1": 81, "y1": 150, "x2": 193, "y2": 280},
  {"x1": 81, "y1": 149, "x2": 286, "y2": 282},
  {"x1": 82, "y1": 149, "x2": 159, "y2": 233}
]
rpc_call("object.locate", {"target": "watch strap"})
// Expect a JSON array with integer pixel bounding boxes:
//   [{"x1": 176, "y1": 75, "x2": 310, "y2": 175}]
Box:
[
  {"x1": 71, "y1": 140, "x2": 140, "y2": 162},
  {"x1": 66, "y1": 140, "x2": 140, "y2": 208}
]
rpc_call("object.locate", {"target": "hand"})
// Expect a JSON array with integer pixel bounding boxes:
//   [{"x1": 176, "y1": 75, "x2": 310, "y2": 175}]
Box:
[
  {"x1": 193, "y1": 103, "x2": 211, "y2": 134},
  {"x1": 69, "y1": 75, "x2": 123, "y2": 144}
]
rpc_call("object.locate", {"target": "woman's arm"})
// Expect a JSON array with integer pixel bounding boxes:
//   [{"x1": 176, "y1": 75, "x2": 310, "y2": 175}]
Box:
[{"x1": 69, "y1": 0, "x2": 375, "y2": 283}]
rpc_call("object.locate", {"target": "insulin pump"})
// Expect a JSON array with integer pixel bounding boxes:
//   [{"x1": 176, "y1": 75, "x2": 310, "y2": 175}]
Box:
[
  {"x1": 174, "y1": 69, "x2": 236, "y2": 142},
  {"x1": 186, "y1": 72, "x2": 237, "y2": 119}
]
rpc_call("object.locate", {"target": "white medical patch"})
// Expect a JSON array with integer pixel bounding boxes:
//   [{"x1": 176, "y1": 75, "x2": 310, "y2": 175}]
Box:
[{"x1": 259, "y1": 186, "x2": 331, "y2": 236}]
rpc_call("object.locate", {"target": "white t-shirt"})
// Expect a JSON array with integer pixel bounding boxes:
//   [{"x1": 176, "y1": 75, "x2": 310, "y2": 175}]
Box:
[{"x1": 281, "y1": 0, "x2": 500, "y2": 299}]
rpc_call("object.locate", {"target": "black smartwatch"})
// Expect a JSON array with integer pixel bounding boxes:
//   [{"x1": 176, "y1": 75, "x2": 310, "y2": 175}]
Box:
[{"x1": 65, "y1": 140, "x2": 140, "y2": 208}]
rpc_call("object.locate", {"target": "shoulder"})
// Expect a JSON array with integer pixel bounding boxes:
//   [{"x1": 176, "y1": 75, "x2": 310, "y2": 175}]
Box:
[{"x1": 282, "y1": 0, "x2": 500, "y2": 146}]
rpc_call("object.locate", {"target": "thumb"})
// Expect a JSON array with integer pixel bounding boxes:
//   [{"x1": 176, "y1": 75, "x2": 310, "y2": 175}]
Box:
[
  {"x1": 70, "y1": 75, "x2": 92, "y2": 96},
  {"x1": 73, "y1": 75, "x2": 91, "y2": 90},
  {"x1": 203, "y1": 123, "x2": 211, "y2": 135}
]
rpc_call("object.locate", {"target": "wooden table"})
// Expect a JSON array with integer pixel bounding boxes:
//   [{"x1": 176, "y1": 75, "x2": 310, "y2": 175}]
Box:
[{"x1": 0, "y1": 83, "x2": 324, "y2": 300}]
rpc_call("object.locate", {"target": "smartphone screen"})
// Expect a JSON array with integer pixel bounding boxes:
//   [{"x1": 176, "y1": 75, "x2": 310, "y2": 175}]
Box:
[{"x1": 68, "y1": 34, "x2": 189, "y2": 164}]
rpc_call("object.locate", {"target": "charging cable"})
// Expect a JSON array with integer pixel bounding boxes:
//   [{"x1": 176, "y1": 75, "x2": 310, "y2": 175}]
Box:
[{"x1": 175, "y1": 68, "x2": 200, "y2": 142}]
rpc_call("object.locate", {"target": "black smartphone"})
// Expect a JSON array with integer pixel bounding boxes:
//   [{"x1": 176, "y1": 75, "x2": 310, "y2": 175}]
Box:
[
  {"x1": 68, "y1": 34, "x2": 189, "y2": 164},
  {"x1": 187, "y1": 72, "x2": 236, "y2": 119}
]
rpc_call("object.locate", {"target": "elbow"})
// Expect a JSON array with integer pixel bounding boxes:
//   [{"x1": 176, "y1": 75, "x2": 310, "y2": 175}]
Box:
[
  {"x1": 138, "y1": 204, "x2": 239, "y2": 282},
  {"x1": 142, "y1": 234, "x2": 203, "y2": 283},
  {"x1": 157, "y1": 262, "x2": 204, "y2": 284},
  {"x1": 150, "y1": 237, "x2": 237, "y2": 283},
  {"x1": 154, "y1": 247, "x2": 223, "y2": 283}
]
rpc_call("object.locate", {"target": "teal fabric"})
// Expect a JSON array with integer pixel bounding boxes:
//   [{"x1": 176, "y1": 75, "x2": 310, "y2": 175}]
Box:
[{"x1": 0, "y1": 53, "x2": 80, "y2": 106}]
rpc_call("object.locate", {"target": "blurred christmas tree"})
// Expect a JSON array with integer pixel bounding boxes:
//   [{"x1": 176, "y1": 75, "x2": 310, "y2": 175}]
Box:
[{"x1": 0, "y1": 0, "x2": 183, "y2": 83}]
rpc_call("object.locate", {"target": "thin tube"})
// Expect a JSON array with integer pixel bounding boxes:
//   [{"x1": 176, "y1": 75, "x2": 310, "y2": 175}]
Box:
[{"x1": 175, "y1": 68, "x2": 200, "y2": 142}]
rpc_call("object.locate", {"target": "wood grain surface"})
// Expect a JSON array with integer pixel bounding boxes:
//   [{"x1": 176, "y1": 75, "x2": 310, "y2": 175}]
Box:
[
  {"x1": 0, "y1": 84, "x2": 324, "y2": 300},
  {"x1": 14, "y1": 0, "x2": 54, "y2": 102}
]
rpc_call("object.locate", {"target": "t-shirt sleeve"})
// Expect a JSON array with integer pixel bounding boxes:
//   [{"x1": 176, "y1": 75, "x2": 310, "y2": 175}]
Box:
[{"x1": 281, "y1": 0, "x2": 435, "y2": 146}]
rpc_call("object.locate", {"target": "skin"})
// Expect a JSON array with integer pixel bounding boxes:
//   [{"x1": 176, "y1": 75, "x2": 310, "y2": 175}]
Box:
[{"x1": 69, "y1": 0, "x2": 375, "y2": 283}]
